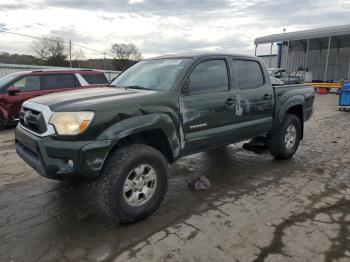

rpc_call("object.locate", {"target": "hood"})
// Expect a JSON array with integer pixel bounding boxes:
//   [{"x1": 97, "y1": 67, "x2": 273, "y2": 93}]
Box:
[{"x1": 29, "y1": 87, "x2": 154, "y2": 111}]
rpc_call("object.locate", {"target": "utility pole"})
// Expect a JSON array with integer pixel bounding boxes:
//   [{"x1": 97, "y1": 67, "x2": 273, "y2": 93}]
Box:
[
  {"x1": 69, "y1": 39, "x2": 72, "y2": 68},
  {"x1": 103, "y1": 53, "x2": 106, "y2": 70},
  {"x1": 269, "y1": 42, "x2": 273, "y2": 68}
]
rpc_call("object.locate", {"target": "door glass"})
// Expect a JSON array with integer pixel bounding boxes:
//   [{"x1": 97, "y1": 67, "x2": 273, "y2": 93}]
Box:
[
  {"x1": 189, "y1": 60, "x2": 229, "y2": 94},
  {"x1": 13, "y1": 76, "x2": 40, "y2": 91},
  {"x1": 81, "y1": 73, "x2": 108, "y2": 84},
  {"x1": 232, "y1": 60, "x2": 264, "y2": 90},
  {"x1": 42, "y1": 74, "x2": 76, "y2": 89}
]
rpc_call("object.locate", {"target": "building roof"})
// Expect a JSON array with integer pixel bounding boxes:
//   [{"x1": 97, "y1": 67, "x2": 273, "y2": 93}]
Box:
[{"x1": 254, "y1": 24, "x2": 350, "y2": 51}]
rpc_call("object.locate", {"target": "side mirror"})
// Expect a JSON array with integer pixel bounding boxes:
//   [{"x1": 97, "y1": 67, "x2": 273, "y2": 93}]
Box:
[
  {"x1": 7, "y1": 86, "x2": 20, "y2": 95},
  {"x1": 182, "y1": 79, "x2": 190, "y2": 94}
]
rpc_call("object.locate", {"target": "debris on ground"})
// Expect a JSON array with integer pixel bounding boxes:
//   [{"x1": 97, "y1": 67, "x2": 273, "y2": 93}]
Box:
[
  {"x1": 188, "y1": 175, "x2": 212, "y2": 190},
  {"x1": 242, "y1": 137, "x2": 268, "y2": 154}
]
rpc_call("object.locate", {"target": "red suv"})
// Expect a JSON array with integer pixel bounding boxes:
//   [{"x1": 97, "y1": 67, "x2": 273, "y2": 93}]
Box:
[{"x1": 0, "y1": 69, "x2": 109, "y2": 129}]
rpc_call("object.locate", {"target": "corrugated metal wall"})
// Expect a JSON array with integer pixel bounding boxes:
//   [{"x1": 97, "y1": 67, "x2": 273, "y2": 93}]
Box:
[
  {"x1": 280, "y1": 47, "x2": 350, "y2": 81},
  {"x1": 0, "y1": 63, "x2": 121, "y2": 81},
  {"x1": 257, "y1": 55, "x2": 278, "y2": 68}
]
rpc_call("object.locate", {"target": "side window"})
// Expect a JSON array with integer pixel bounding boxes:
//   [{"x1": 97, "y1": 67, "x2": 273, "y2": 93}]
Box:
[
  {"x1": 42, "y1": 74, "x2": 76, "y2": 90},
  {"x1": 232, "y1": 60, "x2": 264, "y2": 90},
  {"x1": 189, "y1": 60, "x2": 229, "y2": 94},
  {"x1": 13, "y1": 76, "x2": 40, "y2": 91},
  {"x1": 81, "y1": 73, "x2": 108, "y2": 84}
]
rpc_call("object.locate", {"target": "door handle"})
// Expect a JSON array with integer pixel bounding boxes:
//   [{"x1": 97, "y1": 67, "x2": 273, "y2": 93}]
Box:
[
  {"x1": 225, "y1": 98, "x2": 235, "y2": 105},
  {"x1": 263, "y1": 94, "x2": 272, "y2": 100}
]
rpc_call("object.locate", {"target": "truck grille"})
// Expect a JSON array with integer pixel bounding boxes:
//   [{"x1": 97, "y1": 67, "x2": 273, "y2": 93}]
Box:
[{"x1": 19, "y1": 107, "x2": 47, "y2": 134}]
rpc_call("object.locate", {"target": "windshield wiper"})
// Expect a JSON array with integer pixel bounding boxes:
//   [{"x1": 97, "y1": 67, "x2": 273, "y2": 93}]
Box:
[{"x1": 123, "y1": 85, "x2": 151, "y2": 90}]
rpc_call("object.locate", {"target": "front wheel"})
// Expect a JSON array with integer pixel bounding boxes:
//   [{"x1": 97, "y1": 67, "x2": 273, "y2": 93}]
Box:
[
  {"x1": 267, "y1": 114, "x2": 302, "y2": 159},
  {"x1": 0, "y1": 113, "x2": 5, "y2": 130},
  {"x1": 96, "y1": 144, "x2": 169, "y2": 223}
]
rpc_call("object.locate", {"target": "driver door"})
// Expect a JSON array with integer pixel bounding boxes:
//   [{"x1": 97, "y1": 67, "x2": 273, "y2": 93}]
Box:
[{"x1": 180, "y1": 57, "x2": 236, "y2": 154}]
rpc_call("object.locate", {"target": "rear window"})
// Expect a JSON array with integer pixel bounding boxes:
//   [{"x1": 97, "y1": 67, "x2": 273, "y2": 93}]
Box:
[
  {"x1": 232, "y1": 59, "x2": 264, "y2": 90},
  {"x1": 81, "y1": 73, "x2": 108, "y2": 84},
  {"x1": 41, "y1": 74, "x2": 77, "y2": 90}
]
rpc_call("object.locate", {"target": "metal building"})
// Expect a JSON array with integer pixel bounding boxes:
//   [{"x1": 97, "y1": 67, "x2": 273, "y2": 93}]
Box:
[{"x1": 254, "y1": 24, "x2": 350, "y2": 81}]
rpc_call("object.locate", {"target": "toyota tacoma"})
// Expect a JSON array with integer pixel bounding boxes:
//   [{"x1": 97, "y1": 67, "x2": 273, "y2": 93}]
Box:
[{"x1": 15, "y1": 53, "x2": 314, "y2": 222}]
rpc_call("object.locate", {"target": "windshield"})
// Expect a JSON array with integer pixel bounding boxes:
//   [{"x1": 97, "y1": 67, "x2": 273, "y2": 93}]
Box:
[
  {"x1": 111, "y1": 59, "x2": 191, "y2": 90},
  {"x1": 0, "y1": 72, "x2": 21, "y2": 89}
]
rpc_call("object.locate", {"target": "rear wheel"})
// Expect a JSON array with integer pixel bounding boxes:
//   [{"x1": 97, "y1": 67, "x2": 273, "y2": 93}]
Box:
[
  {"x1": 96, "y1": 144, "x2": 169, "y2": 223},
  {"x1": 267, "y1": 114, "x2": 301, "y2": 159}
]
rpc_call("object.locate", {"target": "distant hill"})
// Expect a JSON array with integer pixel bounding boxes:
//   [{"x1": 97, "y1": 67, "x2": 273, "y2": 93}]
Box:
[
  {"x1": 0, "y1": 52, "x2": 40, "y2": 65},
  {"x1": 0, "y1": 52, "x2": 137, "y2": 71}
]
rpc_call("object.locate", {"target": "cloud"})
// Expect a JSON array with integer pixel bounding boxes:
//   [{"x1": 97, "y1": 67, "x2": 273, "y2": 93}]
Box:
[
  {"x1": 0, "y1": 23, "x2": 8, "y2": 31},
  {"x1": 1, "y1": 0, "x2": 350, "y2": 58},
  {"x1": 138, "y1": 33, "x2": 250, "y2": 56},
  {"x1": 46, "y1": 0, "x2": 233, "y2": 16},
  {"x1": 99, "y1": 15, "x2": 115, "y2": 22},
  {"x1": 0, "y1": 4, "x2": 29, "y2": 10},
  {"x1": 50, "y1": 27, "x2": 97, "y2": 44}
]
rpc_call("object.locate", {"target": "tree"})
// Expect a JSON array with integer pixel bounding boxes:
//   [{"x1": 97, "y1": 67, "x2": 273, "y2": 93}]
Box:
[
  {"x1": 111, "y1": 43, "x2": 142, "y2": 70},
  {"x1": 33, "y1": 37, "x2": 68, "y2": 66}
]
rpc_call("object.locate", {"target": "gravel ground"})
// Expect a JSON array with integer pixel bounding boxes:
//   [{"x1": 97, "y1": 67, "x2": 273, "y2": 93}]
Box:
[{"x1": 0, "y1": 94, "x2": 349, "y2": 262}]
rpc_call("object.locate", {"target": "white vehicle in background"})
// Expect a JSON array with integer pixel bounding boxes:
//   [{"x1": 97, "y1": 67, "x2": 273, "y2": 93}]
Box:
[
  {"x1": 270, "y1": 77, "x2": 284, "y2": 85},
  {"x1": 268, "y1": 68, "x2": 302, "y2": 84}
]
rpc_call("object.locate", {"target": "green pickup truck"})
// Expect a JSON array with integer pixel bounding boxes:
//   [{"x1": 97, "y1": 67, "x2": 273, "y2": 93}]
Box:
[{"x1": 15, "y1": 53, "x2": 314, "y2": 222}]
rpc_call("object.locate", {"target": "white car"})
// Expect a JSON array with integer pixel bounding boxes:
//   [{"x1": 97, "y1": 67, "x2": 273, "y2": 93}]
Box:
[{"x1": 270, "y1": 77, "x2": 284, "y2": 85}]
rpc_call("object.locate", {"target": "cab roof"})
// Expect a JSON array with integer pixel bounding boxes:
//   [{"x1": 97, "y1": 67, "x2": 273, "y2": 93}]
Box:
[{"x1": 146, "y1": 52, "x2": 255, "y2": 60}]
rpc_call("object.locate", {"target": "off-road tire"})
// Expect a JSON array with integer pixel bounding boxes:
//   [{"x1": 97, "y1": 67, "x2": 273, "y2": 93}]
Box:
[
  {"x1": 96, "y1": 144, "x2": 169, "y2": 223},
  {"x1": 267, "y1": 114, "x2": 302, "y2": 159}
]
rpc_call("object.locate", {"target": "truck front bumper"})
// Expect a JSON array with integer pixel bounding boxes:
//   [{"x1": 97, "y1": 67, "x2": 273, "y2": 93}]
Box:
[{"x1": 15, "y1": 125, "x2": 113, "y2": 181}]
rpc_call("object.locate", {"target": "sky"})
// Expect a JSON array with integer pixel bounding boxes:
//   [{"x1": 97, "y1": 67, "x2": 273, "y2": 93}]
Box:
[{"x1": 0, "y1": 0, "x2": 350, "y2": 59}]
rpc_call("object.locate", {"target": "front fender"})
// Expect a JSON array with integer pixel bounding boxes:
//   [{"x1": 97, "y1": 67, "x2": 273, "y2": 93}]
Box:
[
  {"x1": 0, "y1": 104, "x2": 9, "y2": 123},
  {"x1": 97, "y1": 113, "x2": 182, "y2": 158}
]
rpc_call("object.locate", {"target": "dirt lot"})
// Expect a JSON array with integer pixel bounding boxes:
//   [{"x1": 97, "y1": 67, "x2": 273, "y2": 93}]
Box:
[{"x1": 0, "y1": 94, "x2": 349, "y2": 262}]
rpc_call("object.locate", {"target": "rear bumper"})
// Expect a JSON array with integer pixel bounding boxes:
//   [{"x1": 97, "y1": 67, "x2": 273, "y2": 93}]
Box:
[{"x1": 15, "y1": 125, "x2": 113, "y2": 181}]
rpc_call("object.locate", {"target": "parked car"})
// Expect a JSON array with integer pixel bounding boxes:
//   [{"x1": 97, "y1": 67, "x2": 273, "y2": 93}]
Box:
[
  {"x1": 0, "y1": 69, "x2": 108, "y2": 129},
  {"x1": 15, "y1": 53, "x2": 315, "y2": 223}
]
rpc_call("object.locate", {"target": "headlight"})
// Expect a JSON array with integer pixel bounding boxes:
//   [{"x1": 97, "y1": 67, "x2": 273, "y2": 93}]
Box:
[{"x1": 49, "y1": 112, "x2": 94, "y2": 135}]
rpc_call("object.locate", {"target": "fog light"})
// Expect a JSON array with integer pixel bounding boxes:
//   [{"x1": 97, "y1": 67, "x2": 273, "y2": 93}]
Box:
[{"x1": 67, "y1": 159, "x2": 74, "y2": 168}]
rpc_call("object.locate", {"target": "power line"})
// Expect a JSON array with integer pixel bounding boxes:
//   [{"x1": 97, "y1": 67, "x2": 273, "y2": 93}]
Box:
[
  {"x1": 0, "y1": 29, "x2": 114, "y2": 58},
  {"x1": 71, "y1": 42, "x2": 113, "y2": 57},
  {"x1": 0, "y1": 29, "x2": 68, "y2": 42}
]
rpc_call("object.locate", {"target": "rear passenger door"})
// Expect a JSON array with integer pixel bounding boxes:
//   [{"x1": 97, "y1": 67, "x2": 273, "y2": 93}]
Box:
[
  {"x1": 231, "y1": 58, "x2": 274, "y2": 138},
  {"x1": 180, "y1": 57, "x2": 236, "y2": 153},
  {"x1": 41, "y1": 74, "x2": 80, "y2": 94}
]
